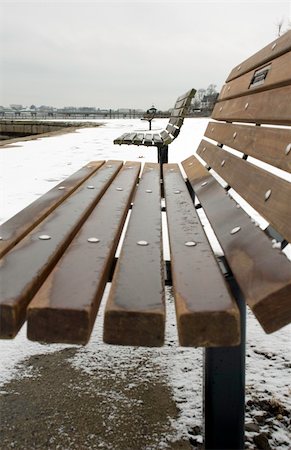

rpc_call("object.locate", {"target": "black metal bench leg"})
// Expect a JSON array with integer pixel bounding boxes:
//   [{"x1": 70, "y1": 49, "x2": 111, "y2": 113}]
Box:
[
  {"x1": 157, "y1": 145, "x2": 168, "y2": 197},
  {"x1": 204, "y1": 277, "x2": 246, "y2": 450}
]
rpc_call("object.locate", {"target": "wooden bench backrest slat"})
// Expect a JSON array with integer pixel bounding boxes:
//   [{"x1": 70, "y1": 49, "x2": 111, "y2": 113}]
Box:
[
  {"x1": 0, "y1": 162, "x2": 104, "y2": 258},
  {"x1": 169, "y1": 117, "x2": 184, "y2": 128},
  {"x1": 104, "y1": 163, "x2": 165, "y2": 346},
  {"x1": 27, "y1": 162, "x2": 141, "y2": 344},
  {"x1": 166, "y1": 123, "x2": 180, "y2": 138},
  {"x1": 163, "y1": 164, "x2": 240, "y2": 347},
  {"x1": 197, "y1": 139, "x2": 291, "y2": 242},
  {"x1": 226, "y1": 30, "x2": 291, "y2": 82},
  {"x1": 0, "y1": 161, "x2": 123, "y2": 338},
  {"x1": 204, "y1": 122, "x2": 291, "y2": 173},
  {"x1": 160, "y1": 130, "x2": 173, "y2": 144},
  {"x1": 219, "y1": 51, "x2": 291, "y2": 101},
  {"x1": 176, "y1": 88, "x2": 196, "y2": 103},
  {"x1": 212, "y1": 85, "x2": 291, "y2": 125},
  {"x1": 182, "y1": 156, "x2": 291, "y2": 334}
]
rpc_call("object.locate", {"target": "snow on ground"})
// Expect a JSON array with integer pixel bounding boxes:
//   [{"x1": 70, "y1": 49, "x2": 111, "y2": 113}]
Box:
[{"x1": 0, "y1": 118, "x2": 290, "y2": 448}]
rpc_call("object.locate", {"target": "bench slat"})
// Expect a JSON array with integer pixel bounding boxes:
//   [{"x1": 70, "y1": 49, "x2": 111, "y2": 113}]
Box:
[
  {"x1": 219, "y1": 51, "x2": 291, "y2": 101},
  {"x1": 197, "y1": 139, "x2": 291, "y2": 242},
  {"x1": 133, "y1": 133, "x2": 144, "y2": 145},
  {"x1": 160, "y1": 130, "x2": 173, "y2": 145},
  {"x1": 212, "y1": 85, "x2": 291, "y2": 125},
  {"x1": 123, "y1": 133, "x2": 137, "y2": 144},
  {"x1": 27, "y1": 162, "x2": 141, "y2": 344},
  {"x1": 205, "y1": 122, "x2": 291, "y2": 173},
  {"x1": 144, "y1": 134, "x2": 154, "y2": 146},
  {"x1": 153, "y1": 134, "x2": 163, "y2": 145},
  {"x1": 0, "y1": 161, "x2": 123, "y2": 338},
  {"x1": 169, "y1": 117, "x2": 184, "y2": 128},
  {"x1": 226, "y1": 30, "x2": 291, "y2": 82},
  {"x1": 166, "y1": 124, "x2": 180, "y2": 138},
  {"x1": 104, "y1": 163, "x2": 165, "y2": 346},
  {"x1": 182, "y1": 155, "x2": 291, "y2": 333},
  {"x1": 114, "y1": 133, "x2": 127, "y2": 145},
  {"x1": 0, "y1": 162, "x2": 104, "y2": 258},
  {"x1": 176, "y1": 88, "x2": 196, "y2": 103},
  {"x1": 163, "y1": 164, "x2": 240, "y2": 347}
]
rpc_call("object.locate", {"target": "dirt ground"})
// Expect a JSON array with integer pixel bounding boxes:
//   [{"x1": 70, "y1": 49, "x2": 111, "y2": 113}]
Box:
[{"x1": 0, "y1": 348, "x2": 193, "y2": 450}]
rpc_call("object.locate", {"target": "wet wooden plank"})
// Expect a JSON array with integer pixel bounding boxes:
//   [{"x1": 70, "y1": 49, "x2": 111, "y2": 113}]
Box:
[
  {"x1": 212, "y1": 85, "x2": 291, "y2": 125},
  {"x1": 27, "y1": 162, "x2": 141, "y2": 344},
  {"x1": 104, "y1": 163, "x2": 165, "y2": 346},
  {"x1": 0, "y1": 162, "x2": 104, "y2": 258},
  {"x1": 169, "y1": 117, "x2": 184, "y2": 128},
  {"x1": 227, "y1": 30, "x2": 291, "y2": 82},
  {"x1": 166, "y1": 124, "x2": 180, "y2": 138},
  {"x1": 176, "y1": 88, "x2": 196, "y2": 102},
  {"x1": 220, "y1": 51, "x2": 291, "y2": 101},
  {"x1": 182, "y1": 155, "x2": 291, "y2": 334},
  {"x1": 163, "y1": 164, "x2": 240, "y2": 347},
  {"x1": 160, "y1": 130, "x2": 173, "y2": 145},
  {"x1": 204, "y1": 122, "x2": 291, "y2": 173},
  {"x1": 123, "y1": 133, "x2": 137, "y2": 144},
  {"x1": 143, "y1": 134, "x2": 154, "y2": 146},
  {"x1": 196, "y1": 140, "x2": 291, "y2": 242},
  {"x1": 153, "y1": 134, "x2": 163, "y2": 145},
  {"x1": 113, "y1": 133, "x2": 127, "y2": 144},
  {"x1": 133, "y1": 133, "x2": 144, "y2": 145},
  {"x1": 0, "y1": 161, "x2": 123, "y2": 338}
]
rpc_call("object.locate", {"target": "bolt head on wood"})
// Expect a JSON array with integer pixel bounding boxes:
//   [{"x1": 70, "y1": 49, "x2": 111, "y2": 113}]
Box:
[
  {"x1": 87, "y1": 237, "x2": 100, "y2": 243},
  {"x1": 38, "y1": 235, "x2": 52, "y2": 240}
]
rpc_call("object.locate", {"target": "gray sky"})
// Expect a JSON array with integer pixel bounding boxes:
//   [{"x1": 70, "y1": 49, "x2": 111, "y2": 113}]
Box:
[{"x1": 0, "y1": 0, "x2": 290, "y2": 110}]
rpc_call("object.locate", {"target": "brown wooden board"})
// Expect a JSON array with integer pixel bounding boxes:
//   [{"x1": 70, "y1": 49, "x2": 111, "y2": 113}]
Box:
[
  {"x1": 123, "y1": 133, "x2": 137, "y2": 144},
  {"x1": 103, "y1": 163, "x2": 165, "y2": 346},
  {"x1": 160, "y1": 130, "x2": 173, "y2": 145},
  {"x1": 176, "y1": 88, "x2": 196, "y2": 102},
  {"x1": 174, "y1": 97, "x2": 189, "y2": 109},
  {"x1": 0, "y1": 162, "x2": 104, "y2": 259},
  {"x1": 169, "y1": 117, "x2": 184, "y2": 128},
  {"x1": 153, "y1": 134, "x2": 163, "y2": 145},
  {"x1": 0, "y1": 161, "x2": 123, "y2": 338},
  {"x1": 133, "y1": 133, "x2": 144, "y2": 145},
  {"x1": 212, "y1": 85, "x2": 291, "y2": 125},
  {"x1": 163, "y1": 164, "x2": 240, "y2": 347},
  {"x1": 170, "y1": 108, "x2": 186, "y2": 118},
  {"x1": 204, "y1": 122, "x2": 291, "y2": 173},
  {"x1": 197, "y1": 140, "x2": 291, "y2": 242},
  {"x1": 27, "y1": 162, "x2": 141, "y2": 344},
  {"x1": 114, "y1": 133, "x2": 127, "y2": 144},
  {"x1": 144, "y1": 134, "x2": 154, "y2": 146},
  {"x1": 182, "y1": 155, "x2": 291, "y2": 333},
  {"x1": 226, "y1": 30, "x2": 291, "y2": 82},
  {"x1": 166, "y1": 124, "x2": 180, "y2": 138},
  {"x1": 219, "y1": 51, "x2": 291, "y2": 101}
]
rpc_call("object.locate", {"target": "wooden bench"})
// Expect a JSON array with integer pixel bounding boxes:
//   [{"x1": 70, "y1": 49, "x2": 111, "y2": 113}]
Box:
[
  {"x1": 1, "y1": 32, "x2": 291, "y2": 449},
  {"x1": 114, "y1": 88, "x2": 196, "y2": 165}
]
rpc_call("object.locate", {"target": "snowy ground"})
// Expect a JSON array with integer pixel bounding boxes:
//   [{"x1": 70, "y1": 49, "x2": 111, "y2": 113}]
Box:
[{"x1": 0, "y1": 118, "x2": 290, "y2": 449}]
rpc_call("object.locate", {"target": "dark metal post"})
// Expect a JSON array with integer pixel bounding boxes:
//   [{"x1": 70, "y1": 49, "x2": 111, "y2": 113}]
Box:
[
  {"x1": 157, "y1": 145, "x2": 168, "y2": 178},
  {"x1": 157, "y1": 145, "x2": 168, "y2": 198},
  {"x1": 204, "y1": 274, "x2": 246, "y2": 450}
]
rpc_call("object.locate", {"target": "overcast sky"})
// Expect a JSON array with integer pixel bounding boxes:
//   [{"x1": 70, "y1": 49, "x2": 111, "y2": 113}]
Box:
[{"x1": 0, "y1": 0, "x2": 290, "y2": 110}]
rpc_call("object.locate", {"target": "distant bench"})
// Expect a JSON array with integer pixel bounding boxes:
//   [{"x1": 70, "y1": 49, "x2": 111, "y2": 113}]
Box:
[
  {"x1": 114, "y1": 88, "x2": 196, "y2": 165},
  {"x1": 1, "y1": 31, "x2": 291, "y2": 450}
]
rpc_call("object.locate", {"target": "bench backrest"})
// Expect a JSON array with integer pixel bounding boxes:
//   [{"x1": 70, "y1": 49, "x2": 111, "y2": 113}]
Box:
[
  {"x1": 182, "y1": 30, "x2": 291, "y2": 334},
  {"x1": 160, "y1": 88, "x2": 196, "y2": 144}
]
